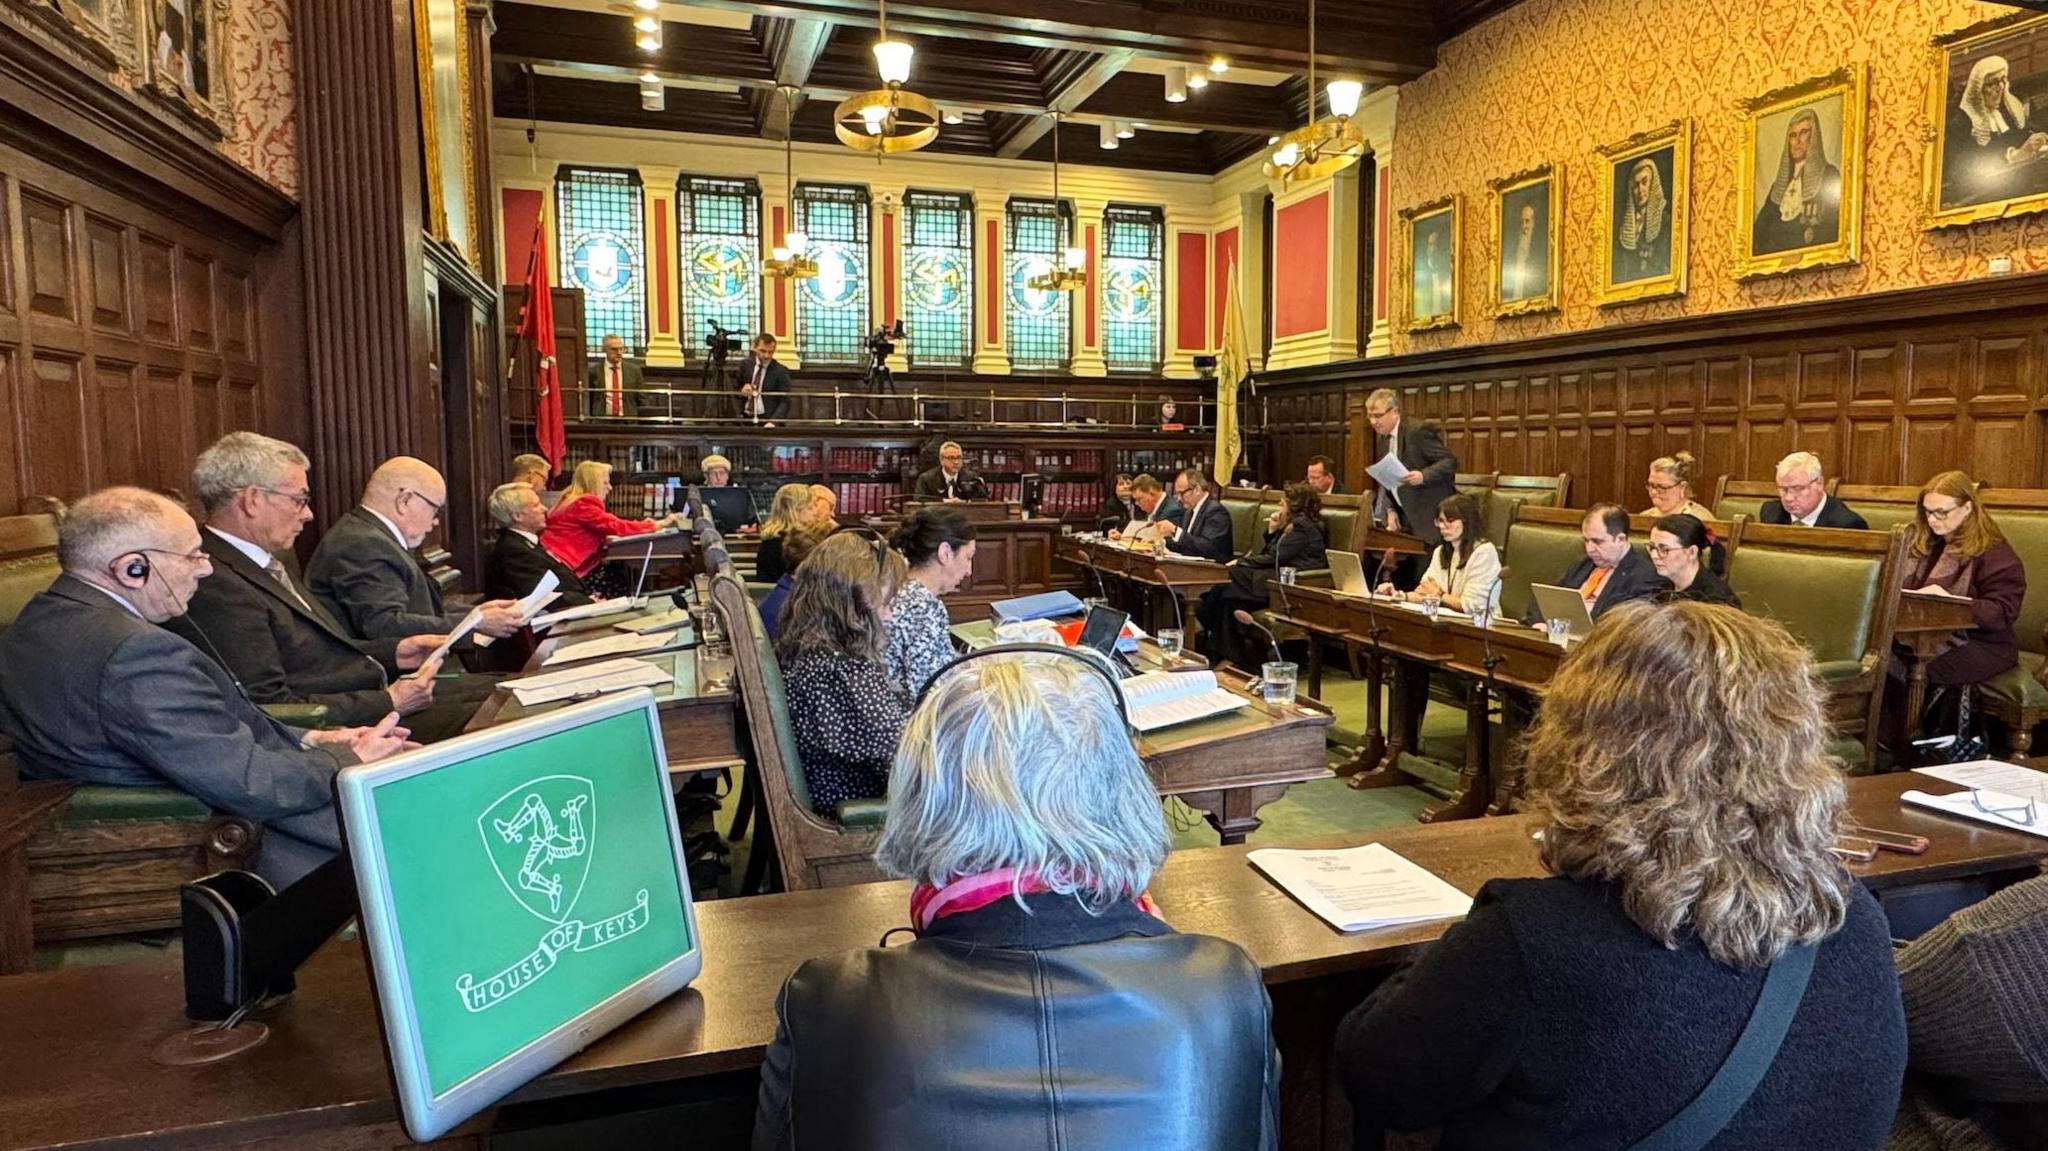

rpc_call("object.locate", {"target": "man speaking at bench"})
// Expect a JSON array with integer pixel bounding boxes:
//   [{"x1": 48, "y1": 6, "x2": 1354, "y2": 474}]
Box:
[{"x1": 0, "y1": 488, "x2": 412, "y2": 885}]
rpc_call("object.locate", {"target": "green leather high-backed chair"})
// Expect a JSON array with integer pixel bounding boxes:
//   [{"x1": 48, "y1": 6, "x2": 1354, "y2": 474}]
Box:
[
  {"x1": 1497, "y1": 507, "x2": 1592, "y2": 625},
  {"x1": 710, "y1": 573, "x2": 885, "y2": 890},
  {"x1": 1852, "y1": 502, "x2": 1921, "y2": 536},
  {"x1": 1221, "y1": 495, "x2": 1267, "y2": 557},
  {"x1": 1482, "y1": 474, "x2": 1570, "y2": 553},
  {"x1": 1973, "y1": 501, "x2": 2048, "y2": 754}
]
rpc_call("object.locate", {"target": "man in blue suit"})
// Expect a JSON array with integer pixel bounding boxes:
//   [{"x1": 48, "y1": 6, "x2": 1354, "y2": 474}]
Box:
[{"x1": 1159, "y1": 468, "x2": 1235, "y2": 563}]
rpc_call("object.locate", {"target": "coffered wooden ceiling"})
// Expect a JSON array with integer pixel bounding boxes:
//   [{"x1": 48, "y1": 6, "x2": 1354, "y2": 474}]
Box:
[{"x1": 490, "y1": 0, "x2": 1525, "y2": 174}]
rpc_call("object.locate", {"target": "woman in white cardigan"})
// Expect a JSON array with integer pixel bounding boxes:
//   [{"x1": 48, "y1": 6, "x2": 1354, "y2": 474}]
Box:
[{"x1": 1377, "y1": 492, "x2": 1499, "y2": 612}]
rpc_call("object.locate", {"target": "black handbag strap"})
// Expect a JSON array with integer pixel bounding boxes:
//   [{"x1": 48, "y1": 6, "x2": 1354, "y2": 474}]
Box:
[{"x1": 1625, "y1": 941, "x2": 1819, "y2": 1151}]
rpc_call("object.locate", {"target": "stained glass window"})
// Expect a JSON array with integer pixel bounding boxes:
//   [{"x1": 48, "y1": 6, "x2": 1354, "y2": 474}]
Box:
[
  {"x1": 554, "y1": 166, "x2": 646, "y2": 355},
  {"x1": 677, "y1": 176, "x2": 761, "y2": 363},
  {"x1": 902, "y1": 190, "x2": 973, "y2": 370},
  {"x1": 793, "y1": 182, "x2": 870, "y2": 366},
  {"x1": 1006, "y1": 197, "x2": 1071, "y2": 373},
  {"x1": 1102, "y1": 204, "x2": 1164, "y2": 373}
]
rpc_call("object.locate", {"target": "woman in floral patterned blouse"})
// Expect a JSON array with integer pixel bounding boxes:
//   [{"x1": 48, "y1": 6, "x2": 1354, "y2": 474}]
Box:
[{"x1": 884, "y1": 508, "x2": 979, "y2": 700}]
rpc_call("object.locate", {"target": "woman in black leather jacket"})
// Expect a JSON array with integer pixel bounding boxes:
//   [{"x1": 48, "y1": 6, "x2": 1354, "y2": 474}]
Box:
[{"x1": 752, "y1": 648, "x2": 1280, "y2": 1151}]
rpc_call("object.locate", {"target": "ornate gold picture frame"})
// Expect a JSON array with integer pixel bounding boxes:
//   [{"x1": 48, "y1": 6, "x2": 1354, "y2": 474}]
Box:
[
  {"x1": 1594, "y1": 119, "x2": 1689, "y2": 307},
  {"x1": 1922, "y1": 11, "x2": 2048, "y2": 229},
  {"x1": 1400, "y1": 194, "x2": 1461, "y2": 333},
  {"x1": 1734, "y1": 65, "x2": 1865, "y2": 279},
  {"x1": 1487, "y1": 164, "x2": 1560, "y2": 317},
  {"x1": 142, "y1": 0, "x2": 229, "y2": 136},
  {"x1": 414, "y1": 0, "x2": 481, "y2": 271}
]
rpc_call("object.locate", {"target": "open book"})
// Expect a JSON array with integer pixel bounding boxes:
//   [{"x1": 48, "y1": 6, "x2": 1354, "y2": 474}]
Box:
[
  {"x1": 1120, "y1": 670, "x2": 1249, "y2": 733},
  {"x1": 1247, "y1": 843, "x2": 1473, "y2": 933}
]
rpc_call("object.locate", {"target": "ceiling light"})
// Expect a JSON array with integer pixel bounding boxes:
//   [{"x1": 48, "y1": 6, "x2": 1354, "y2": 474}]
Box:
[
  {"x1": 638, "y1": 71, "x2": 658, "y2": 84},
  {"x1": 787, "y1": 231, "x2": 808, "y2": 255},
  {"x1": 1164, "y1": 65, "x2": 1188, "y2": 102},
  {"x1": 1262, "y1": 0, "x2": 1364, "y2": 187},
  {"x1": 1187, "y1": 72, "x2": 1209, "y2": 91},
  {"x1": 1027, "y1": 114, "x2": 1087, "y2": 293},
  {"x1": 862, "y1": 104, "x2": 888, "y2": 135},
  {"x1": 1326, "y1": 79, "x2": 1363, "y2": 119},
  {"x1": 873, "y1": 40, "x2": 914, "y2": 86},
  {"x1": 635, "y1": 20, "x2": 660, "y2": 50},
  {"x1": 1099, "y1": 121, "x2": 1118, "y2": 149},
  {"x1": 764, "y1": 88, "x2": 816, "y2": 281},
  {"x1": 634, "y1": 0, "x2": 658, "y2": 8},
  {"x1": 1116, "y1": 120, "x2": 1135, "y2": 139},
  {"x1": 1209, "y1": 56, "x2": 1229, "y2": 74},
  {"x1": 1063, "y1": 245, "x2": 1087, "y2": 270},
  {"x1": 833, "y1": 0, "x2": 939, "y2": 153},
  {"x1": 640, "y1": 86, "x2": 664, "y2": 111},
  {"x1": 634, "y1": 14, "x2": 657, "y2": 32},
  {"x1": 942, "y1": 107, "x2": 963, "y2": 125}
]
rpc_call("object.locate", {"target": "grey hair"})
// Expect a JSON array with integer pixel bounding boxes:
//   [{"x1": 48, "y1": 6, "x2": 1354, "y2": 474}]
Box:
[
  {"x1": 1366, "y1": 387, "x2": 1401, "y2": 412},
  {"x1": 56, "y1": 487, "x2": 186, "y2": 574},
  {"x1": 487, "y1": 482, "x2": 536, "y2": 529},
  {"x1": 1775, "y1": 451, "x2": 1824, "y2": 485},
  {"x1": 877, "y1": 651, "x2": 1169, "y2": 909},
  {"x1": 192, "y1": 432, "x2": 308, "y2": 513}
]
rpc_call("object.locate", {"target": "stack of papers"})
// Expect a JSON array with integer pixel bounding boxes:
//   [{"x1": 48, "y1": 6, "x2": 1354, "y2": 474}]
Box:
[
  {"x1": 1247, "y1": 842, "x2": 1474, "y2": 933},
  {"x1": 540, "y1": 630, "x2": 685, "y2": 668},
  {"x1": 530, "y1": 597, "x2": 644, "y2": 631},
  {"x1": 1904, "y1": 761, "x2": 2048, "y2": 839},
  {"x1": 1121, "y1": 670, "x2": 1249, "y2": 733},
  {"x1": 615, "y1": 607, "x2": 691, "y2": 635},
  {"x1": 505, "y1": 658, "x2": 671, "y2": 706}
]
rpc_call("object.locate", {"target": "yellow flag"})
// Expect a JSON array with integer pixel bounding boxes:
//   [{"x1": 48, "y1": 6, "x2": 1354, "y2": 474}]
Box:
[{"x1": 1213, "y1": 255, "x2": 1249, "y2": 487}]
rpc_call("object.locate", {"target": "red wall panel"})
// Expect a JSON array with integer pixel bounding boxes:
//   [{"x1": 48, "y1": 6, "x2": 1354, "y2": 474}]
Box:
[
  {"x1": 1176, "y1": 231, "x2": 1207, "y2": 351},
  {"x1": 1212, "y1": 227, "x2": 1239, "y2": 344},
  {"x1": 652, "y1": 199, "x2": 670, "y2": 335},
  {"x1": 1274, "y1": 193, "x2": 1328, "y2": 339},
  {"x1": 501, "y1": 188, "x2": 544, "y2": 281}
]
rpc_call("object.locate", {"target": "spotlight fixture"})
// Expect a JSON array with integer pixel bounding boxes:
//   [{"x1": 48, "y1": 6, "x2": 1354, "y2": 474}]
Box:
[
  {"x1": 640, "y1": 85, "x2": 664, "y2": 112},
  {"x1": 634, "y1": 0, "x2": 658, "y2": 8},
  {"x1": 1099, "y1": 121, "x2": 1119, "y2": 149},
  {"x1": 764, "y1": 87, "x2": 817, "y2": 281},
  {"x1": 941, "y1": 107, "x2": 964, "y2": 125},
  {"x1": 638, "y1": 70, "x2": 658, "y2": 84},
  {"x1": 1262, "y1": 0, "x2": 1366, "y2": 187},
  {"x1": 1028, "y1": 113, "x2": 1087, "y2": 293},
  {"x1": 1164, "y1": 65, "x2": 1188, "y2": 102},
  {"x1": 1209, "y1": 56, "x2": 1229, "y2": 74},
  {"x1": 635, "y1": 16, "x2": 660, "y2": 50},
  {"x1": 1187, "y1": 72, "x2": 1209, "y2": 91},
  {"x1": 833, "y1": 0, "x2": 939, "y2": 153},
  {"x1": 1116, "y1": 120, "x2": 1135, "y2": 140}
]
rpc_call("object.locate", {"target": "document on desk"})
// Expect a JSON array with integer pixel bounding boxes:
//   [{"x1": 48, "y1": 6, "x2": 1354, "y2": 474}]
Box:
[
  {"x1": 615, "y1": 607, "x2": 692, "y2": 634},
  {"x1": 1248, "y1": 842, "x2": 1474, "y2": 933},
  {"x1": 506, "y1": 657, "x2": 671, "y2": 706},
  {"x1": 541, "y1": 629, "x2": 685, "y2": 668},
  {"x1": 530, "y1": 597, "x2": 643, "y2": 631},
  {"x1": 1121, "y1": 670, "x2": 1249, "y2": 732},
  {"x1": 1914, "y1": 760, "x2": 2048, "y2": 805},
  {"x1": 413, "y1": 604, "x2": 484, "y2": 674},
  {"x1": 1366, "y1": 451, "x2": 1411, "y2": 492},
  {"x1": 605, "y1": 526, "x2": 684, "y2": 547},
  {"x1": 1900, "y1": 788, "x2": 2048, "y2": 839},
  {"x1": 514, "y1": 571, "x2": 562, "y2": 619}
]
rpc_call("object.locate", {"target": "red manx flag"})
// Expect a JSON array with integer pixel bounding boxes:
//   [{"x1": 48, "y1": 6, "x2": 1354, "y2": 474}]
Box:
[{"x1": 518, "y1": 219, "x2": 566, "y2": 474}]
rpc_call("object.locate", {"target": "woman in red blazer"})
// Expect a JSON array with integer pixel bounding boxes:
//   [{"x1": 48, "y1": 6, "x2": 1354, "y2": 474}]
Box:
[{"x1": 542, "y1": 460, "x2": 681, "y2": 596}]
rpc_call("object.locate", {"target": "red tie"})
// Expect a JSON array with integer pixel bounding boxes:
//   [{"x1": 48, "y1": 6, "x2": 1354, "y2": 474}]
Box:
[{"x1": 607, "y1": 364, "x2": 622, "y2": 416}]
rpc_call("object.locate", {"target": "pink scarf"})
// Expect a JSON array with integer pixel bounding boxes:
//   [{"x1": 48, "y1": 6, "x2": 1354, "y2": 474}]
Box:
[{"x1": 909, "y1": 867, "x2": 1163, "y2": 934}]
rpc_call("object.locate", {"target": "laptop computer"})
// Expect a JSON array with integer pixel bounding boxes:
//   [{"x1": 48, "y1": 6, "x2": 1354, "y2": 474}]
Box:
[
  {"x1": 690, "y1": 486, "x2": 756, "y2": 533},
  {"x1": 1528, "y1": 583, "x2": 1598, "y2": 640},
  {"x1": 1328, "y1": 550, "x2": 1369, "y2": 597},
  {"x1": 1075, "y1": 604, "x2": 1139, "y2": 678}
]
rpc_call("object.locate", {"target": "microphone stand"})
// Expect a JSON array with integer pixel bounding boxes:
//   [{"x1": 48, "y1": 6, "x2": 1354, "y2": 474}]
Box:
[{"x1": 1347, "y1": 546, "x2": 1396, "y2": 783}]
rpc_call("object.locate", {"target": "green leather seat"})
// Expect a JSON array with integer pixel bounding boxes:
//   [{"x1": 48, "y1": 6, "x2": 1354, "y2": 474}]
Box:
[
  {"x1": 1981, "y1": 654, "x2": 2048, "y2": 710},
  {"x1": 1479, "y1": 491, "x2": 1541, "y2": 552},
  {"x1": 836, "y1": 797, "x2": 889, "y2": 827},
  {"x1": 1726, "y1": 548, "x2": 1882, "y2": 666},
  {"x1": 1222, "y1": 498, "x2": 1266, "y2": 556},
  {"x1": 1854, "y1": 502, "x2": 1918, "y2": 535},
  {"x1": 1499, "y1": 520, "x2": 1588, "y2": 625},
  {"x1": 1977, "y1": 510, "x2": 2048, "y2": 730},
  {"x1": 0, "y1": 550, "x2": 59, "y2": 637},
  {"x1": 60, "y1": 785, "x2": 215, "y2": 823},
  {"x1": 1714, "y1": 496, "x2": 1771, "y2": 523},
  {"x1": 1321, "y1": 507, "x2": 1359, "y2": 556}
]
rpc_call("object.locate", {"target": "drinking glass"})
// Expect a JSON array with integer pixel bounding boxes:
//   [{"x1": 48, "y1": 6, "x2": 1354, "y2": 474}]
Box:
[
  {"x1": 1545, "y1": 618, "x2": 1572, "y2": 647},
  {"x1": 1083, "y1": 596, "x2": 1109, "y2": 613},
  {"x1": 1420, "y1": 593, "x2": 1442, "y2": 620},
  {"x1": 1156, "y1": 628, "x2": 1185, "y2": 658},
  {"x1": 1261, "y1": 661, "x2": 1299, "y2": 706},
  {"x1": 1278, "y1": 566, "x2": 1298, "y2": 586},
  {"x1": 1472, "y1": 601, "x2": 1497, "y2": 630}
]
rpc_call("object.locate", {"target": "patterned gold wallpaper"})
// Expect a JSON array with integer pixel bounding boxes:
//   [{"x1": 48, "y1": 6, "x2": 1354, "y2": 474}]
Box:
[
  {"x1": 225, "y1": 0, "x2": 297, "y2": 198},
  {"x1": 1389, "y1": 0, "x2": 2045, "y2": 354}
]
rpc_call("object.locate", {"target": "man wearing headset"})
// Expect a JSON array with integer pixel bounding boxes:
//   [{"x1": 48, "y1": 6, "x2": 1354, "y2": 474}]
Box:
[{"x1": 0, "y1": 487, "x2": 414, "y2": 886}]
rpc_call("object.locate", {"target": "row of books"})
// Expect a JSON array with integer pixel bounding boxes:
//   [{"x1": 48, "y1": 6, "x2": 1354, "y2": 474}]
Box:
[
  {"x1": 765, "y1": 446, "x2": 822, "y2": 474},
  {"x1": 602, "y1": 480, "x2": 683, "y2": 519},
  {"x1": 828, "y1": 482, "x2": 907, "y2": 516},
  {"x1": 826, "y1": 446, "x2": 916, "y2": 472}
]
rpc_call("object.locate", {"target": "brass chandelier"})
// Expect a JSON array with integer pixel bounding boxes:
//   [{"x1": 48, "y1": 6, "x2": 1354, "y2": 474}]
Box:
[
  {"x1": 764, "y1": 86, "x2": 817, "y2": 281},
  {"x1": 1263, "y1": 0, "x2": 1365, "y2": 187},
  {"x1": 833, "y1": 0, "x2": 939, "y2": 154},
  {"x1": 1028, "y1": 113, "x2": 1087, "y2": 292}
]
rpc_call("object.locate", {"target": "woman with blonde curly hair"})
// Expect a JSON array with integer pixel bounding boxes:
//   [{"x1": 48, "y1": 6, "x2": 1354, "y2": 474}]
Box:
[
  {"x1": 1338, "y1": 601, "x2": 1905, "y2": 1150},
  {"x1": 753, "y1": 482, "x2": 820, "y2": 583}
]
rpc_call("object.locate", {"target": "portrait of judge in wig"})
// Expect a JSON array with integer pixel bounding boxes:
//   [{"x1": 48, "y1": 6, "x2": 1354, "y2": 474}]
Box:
[
  {"x1": 1751, "y1": 102, "x2": 1843, "y2": 255},
  {"x1": 1611, "y1": 150, "x2": 1673, "y2": 284},
  {"x1": 1940, "y1": 48, "x2": 2048, "y2": 209}
]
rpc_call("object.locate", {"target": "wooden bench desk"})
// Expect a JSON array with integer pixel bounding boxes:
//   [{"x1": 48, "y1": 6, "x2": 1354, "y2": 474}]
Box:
[
  {"x1": 0, "y1": 773, "x2": 2035, "y2": 1151},
  {"x1": 1054, "y1": 535, "x2": 1232, "y2": 639}
]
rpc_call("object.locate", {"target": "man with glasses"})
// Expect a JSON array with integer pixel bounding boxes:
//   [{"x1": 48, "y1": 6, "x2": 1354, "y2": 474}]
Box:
[
  {"x1": 1523, "y1": 503, "x2": 1663, "y2": 624},
  {"x1": 307, "y1": 456, "x2": 526, "y2": 642},
  {"x1": 0, "y1": 487, "x2": 414, "y2": 885},
  {"x1": 171, "y1": 434, "x2": 493, "y2": 743},
  {"x1": 1365, "y1": 388, "x2": 1457, "y2": 547},
  {"x1": 1760, "y1": 451, "x2": 1867, "y2": 529},
  {"x1": 913, "y1": 441, "x2": 990, "y2": 502},
  {"x1": 1157, "y1": 468, "x2": 1234, "y2": 563}
]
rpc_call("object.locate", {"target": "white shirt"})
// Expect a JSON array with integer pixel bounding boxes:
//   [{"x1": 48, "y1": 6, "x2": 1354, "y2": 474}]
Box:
[
  {"x1": 206, "y1": 526, "x2": 275, "y2": 570},
  {"x1": 363, "y1": 506, "x2": 409, "y2": 549},
  {"x1": 510, "y1": 528, "x2": 540, "y2": 546},
  {"x1": 1419, "y1": 540, "x2": 1501, "y2": 610},
  {"x1": 1797, "y1": 498, "x2": 1826, "y2": 528},
  {"x1": 83, "y1": 581, "x2": 143, "y2": 618}
]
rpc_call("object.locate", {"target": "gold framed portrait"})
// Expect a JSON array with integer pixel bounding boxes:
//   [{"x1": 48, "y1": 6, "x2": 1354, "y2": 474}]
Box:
[
  {"x1": 414, "y1": 0, "x2": 481, "y2": 270},
  {"x1": 1594, "y1": 119, "x2": 1689, "y2": 307},
  {"x1": 1734, "y1": 65, "x2": 1865, "y2": 279},
  {"x1": 143, "y1": 0, "x2": 228, "y2": 135},
  {"x1": 5, "y1": 0, "x2": 124, "y2": 65},
  {"x1": 1400, "y1": 194, "x2": 1461, "y2": 332},
  {"x1": 1488, "y1": 164, "x2": 1560, "y2": 317},
  {"x1": 1922, "y1": 11, "x2": 2048, "y2": 229}
]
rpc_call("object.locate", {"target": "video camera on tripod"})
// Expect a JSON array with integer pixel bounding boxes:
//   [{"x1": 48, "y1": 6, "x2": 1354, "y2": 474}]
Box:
[
  {"x1": 705, "y1": 320, "x2": 743, "y2": 362},
  {"x1": 863, "y1": 320, "x2": 907, "y2": 399}
]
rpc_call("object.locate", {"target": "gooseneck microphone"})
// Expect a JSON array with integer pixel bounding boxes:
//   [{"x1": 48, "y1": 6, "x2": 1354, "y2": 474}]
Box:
[{"x1": 1232, "y1": 608, "x2": 1279, "y2": 664}]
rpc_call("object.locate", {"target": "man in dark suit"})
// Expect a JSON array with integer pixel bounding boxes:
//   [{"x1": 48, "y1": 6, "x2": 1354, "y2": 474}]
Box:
[
  {"x1": 306, "y1": 456, "x2": 526, "y2": 642},
  {"x1": 585, "y1": 333, "x2": 646, "y2": 418},
  {"x1": 1759, "y1": 451, "x2": 1868, "y2": 529},
  {"x1": 1306, "y1": 455, "x2": 1346, "y2": 496},
  {"x1": 0, "y1": 488, "x2": 412, "y2": 885},
  {"x1": 170, "y1": 434, "x2": 489, "y2": 743},
  {"x1": 486, "y1": 481, "x2": 592, "y2": 608},
  {"x1": 1158, "y1": 468, "x2": 1234, "y2": 563},
  {"x1": 913, "y1": 441, "x2": 991, "y2": 501},
  {"x1": 1366, "y1": 388, "x2": 1457, "y2": 547},
  {"x1": 739, "y1": 333, "x2": 791, "y2": 425},
  {"x1": 1525, "y1": 504, "x2": 1663, "y2": 623},
  {"x1": 1111, "y1": 473, "x2": 1185, "y2": 543}
]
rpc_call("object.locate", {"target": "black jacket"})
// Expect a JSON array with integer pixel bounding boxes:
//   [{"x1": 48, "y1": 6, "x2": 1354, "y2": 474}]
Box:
[
  {"x1": 1373, "y1": 420, "x2": 1458, "y2": 546},
  {"x1": 753, "y1": 891, "x2": 1279, "y2": 1151},
  {"x1": 754, "y1": 534, "x2": 789, "y2": 584},
  {"x1": 1096, "y1": 495, "x2": 1140, "y2": 531},
  {"x1": 306, "y1": 507, "x2": 458, "y2": 641},
  {"x1": 1660, "y1": 563, "x2": 1741, "y2": 608},
  {"x1": 1340, "y1": 876, "x2": 1904, "y2": 1151},
  {"x1": 913, "y1": 466, "x2": 990, "y2": 501},
  {"x1": 487, "y1": 530, "x2": 593, "y2": 608},
  {"x1": 1549, "y1": 548, "x2": 1663, "y2": 620},
  {"x1": 1760, "y1": 495, "x2": 1868, "y2": 531},
  {"x1": 740, "y1": 355, "x2": 791, "y2": 421},
  {"x1": 1165, "y1": 497, "x2": 1235, "y2": 562},
  {"x1": 1223, "y1": 517, "x2": 1328, "y2": 605}
]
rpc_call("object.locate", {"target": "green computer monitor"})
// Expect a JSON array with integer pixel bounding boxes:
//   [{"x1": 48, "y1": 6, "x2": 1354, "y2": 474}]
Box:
[{"x1": 336, "y1": 690, "x2": 701, "y2": 1142}]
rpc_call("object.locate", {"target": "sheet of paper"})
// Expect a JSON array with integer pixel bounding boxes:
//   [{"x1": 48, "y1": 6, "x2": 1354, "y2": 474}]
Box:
[
  {"x1": 615, "y1": 607, "x2": 691, "y2": 635},
  {"x1": 1248, "y1": 842, "x2": 1474, "y2": 933},
  {"x1": 515, "y1": 571, "x2": 561, "y2": 618},
  {"x1": 1914, "y1": 760, "x2": 2048, "y2": 806},
  {"x1": 1129, "y1": 688, "x2": 1249, "y2": 733},
  {"x1": 1903, "y1": 586, "x2": 1967, "y2": 600},
  {"x1": 1365, "y1": 451, "x2": 1410, "y2": 492},
  {"x1": 604, "y1": 526, "x2": 684, "y2": 547},
  {"x1": 530, "y1": 597, "x2": 643, "y2": 631},
  {"x1": 1900, "y1": 789, "x2": 2048, "y2": 840},
  {"x1": 541, "y1": 630, "x2": 683, "y2": 667},
  {"x1": 506, "y1": 657, "x2": 671, "y2": 706},
  {"x1": 415, "y1": 605, "x2": 483, "y2": 673}
]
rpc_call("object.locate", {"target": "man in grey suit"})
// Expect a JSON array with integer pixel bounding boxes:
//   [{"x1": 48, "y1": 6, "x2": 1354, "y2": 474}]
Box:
[
  {"x1": 585, "y1": 333, "x2": 646, "y2": 418},
  {"x1": 171, "y1": 434, "x2": 492, "y2": 743},
  {"x1": 305, "y1": 456, "x2": 525, "y2": 642},
  {"x1": 1366, "y1": 387, "x2": 1458, "y2": 547},
  {"x1": 0, "y1": 488, "x2": 412, "y2": 885}
]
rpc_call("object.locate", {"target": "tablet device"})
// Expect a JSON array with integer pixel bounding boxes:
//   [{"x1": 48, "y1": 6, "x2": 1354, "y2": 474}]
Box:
[
  {"x1": 335, "y1": 690, "x2": 701, "y2": 1142},
  {"x1": 1328, "y1": 550, "x2": 1368, "y2": 597},
  {"x1": 1528, "y1": 582, "x2": 1598, "y2": 639}
]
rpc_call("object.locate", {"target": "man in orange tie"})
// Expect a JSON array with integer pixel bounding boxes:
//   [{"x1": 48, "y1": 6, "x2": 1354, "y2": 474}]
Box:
[
  {"x1": 1523, "y1": 503, "x2": 1662, "y2": 623},
  {"x1": 583, "y1": 333, "x2": 644, "y2": 418}
]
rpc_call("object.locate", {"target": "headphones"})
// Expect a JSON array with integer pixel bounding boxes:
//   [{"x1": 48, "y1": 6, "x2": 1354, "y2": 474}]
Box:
[
  {"x1": 121, "y1": 555, "x2": 151, "y2": 581},
  {"x1": 913, "y1": 641, "x2": 1132, "y2": 731}
]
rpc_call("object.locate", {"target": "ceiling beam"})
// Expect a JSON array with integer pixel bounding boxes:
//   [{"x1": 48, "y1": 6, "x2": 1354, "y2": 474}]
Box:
[
  {"x1": 995, "y1": 47, "x2": 1132, "y2": 159},
  {"x1": 759, "y1": 15, "x2": 832, "y2": 138}
]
